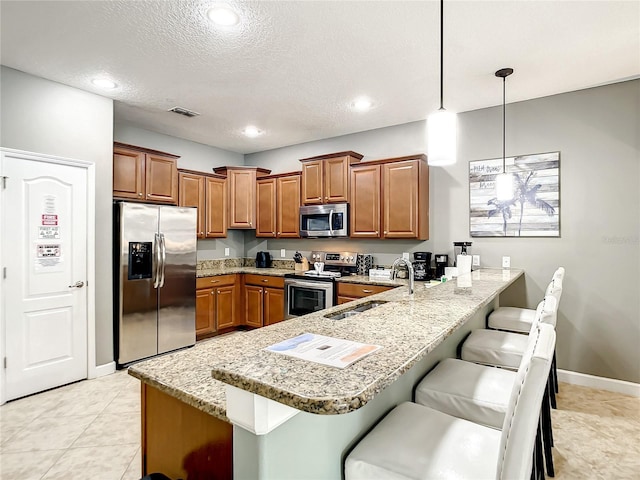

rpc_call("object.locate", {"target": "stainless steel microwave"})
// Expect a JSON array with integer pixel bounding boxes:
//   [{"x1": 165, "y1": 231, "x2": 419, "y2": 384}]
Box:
[{"x1": 299, "y1": 203, "x2": 349, "y2": 237}]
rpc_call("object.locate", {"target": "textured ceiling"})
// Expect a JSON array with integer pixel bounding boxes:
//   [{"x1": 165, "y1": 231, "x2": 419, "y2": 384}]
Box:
[{"x1": 1, "y1": 0, "x2": 638, "y2": 154}]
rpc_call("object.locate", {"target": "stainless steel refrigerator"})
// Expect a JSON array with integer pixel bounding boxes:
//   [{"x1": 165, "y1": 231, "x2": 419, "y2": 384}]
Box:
[{"x1": 114, "y1": 202, "x2": 197, "y2": 367}]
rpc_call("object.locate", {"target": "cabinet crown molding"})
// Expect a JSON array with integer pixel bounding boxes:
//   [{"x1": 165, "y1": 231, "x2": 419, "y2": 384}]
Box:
[
  {"x1": 113, "y1": 142, "x2": 180, "y2": 159},
  {"x1": 299, "y1": 151, "x2": 364, "y2": 162}
]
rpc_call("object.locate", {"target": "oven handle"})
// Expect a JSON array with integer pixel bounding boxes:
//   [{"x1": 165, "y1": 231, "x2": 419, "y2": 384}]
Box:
[{"x1": 285, "y1": 279, "x2": 334, "y2": 290}]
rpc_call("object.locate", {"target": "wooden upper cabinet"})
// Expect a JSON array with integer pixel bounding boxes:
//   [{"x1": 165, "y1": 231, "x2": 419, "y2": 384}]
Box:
[
  {"x1": 113, "y1": 147, "x2": 144, "y2": 200},
  {"x1": 277, "y1": 174, "x2": 301, "y2": 237},
  {"x1": 178, "y1": 170, "x2": 227, "y2": 238},
  {"x1": 350, "y1": 164, "x2": 381, "y2": 238},
  {"x1": 179, "y1": 172, "x2": 205, "y2": 238},
  {"x1": 349, "y1": 155, "x2": 429, "y2": 240},
  {"x1": 146, "y1": 154, "x2": 179, "y2": 203},
  {"x1": 324, "y1": 156, "x2": 351, "y2": 203},
  {"x1": 383, "y1": 159, "x2": 429, "y2": 239},
  {"x1": 301, "y1": 160, "x2": 323, "y2": 205},
  {"x1": 300, "y1": 151, "x2": 363, "y2": 205},
  {"x1": 256, "y1": 179, "x2": 277, "y2": 237},
  {"x1": 256, "y1": 173, "x2": 301, "y2": 238},
  {"x1": 113, "y1": 143, "x2": 179, "y2": 204},
  {"x1": 205, "y1": 176, "x2": 227, "y2": 238},
  {"x1": 213, "y1": 167, "x2": 271, "y2": 229}
]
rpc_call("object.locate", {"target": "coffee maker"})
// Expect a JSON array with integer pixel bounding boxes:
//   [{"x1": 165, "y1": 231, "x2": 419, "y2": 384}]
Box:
[
  {"x1": 413, "y1": 252, "x2": 432, "y2": 281},
  {"x1": 434, "y1": 254, "x2": 449, "y2": 279}
]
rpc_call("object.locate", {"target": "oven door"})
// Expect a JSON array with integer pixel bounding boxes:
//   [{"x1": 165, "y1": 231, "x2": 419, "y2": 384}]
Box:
[{"x1": 284, "y1": 279, "x2": 334, "y2": 319}]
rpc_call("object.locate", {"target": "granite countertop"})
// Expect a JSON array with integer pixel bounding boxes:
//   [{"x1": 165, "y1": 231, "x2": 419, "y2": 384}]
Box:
[{"x1": 129, "y1": 269, "x2": 523, "y2": 422}]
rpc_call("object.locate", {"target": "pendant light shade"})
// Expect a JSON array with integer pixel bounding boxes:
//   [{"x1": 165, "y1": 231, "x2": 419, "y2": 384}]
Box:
[
  {"x1": 495, "y1": 67, "x2": 514, "y2": 201},
  {"x1": 427, "y1": 109, "x2": 457, "y2": 166},
  {"x1": 427, "y1": 0, "x2": 457, "y2": 166}
]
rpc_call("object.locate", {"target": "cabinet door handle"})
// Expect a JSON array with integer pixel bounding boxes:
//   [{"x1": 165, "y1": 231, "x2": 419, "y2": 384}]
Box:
[
  {"x1": 218, "y1": 290, "x2": 221, "y2": 294},
  {"x1": 210, "y1": 280, "x2": 220, "y2": 284},
  {"x1": 362, "y1": 289, "x2": 373, "y2": 293},
  {"x1": 262, "y1": 279, "x2": 268, "y2": 282},
  {"x1": 211, "y1": 291, "x2": 214, "y2": 295},
  {"x1": 138, "y1": 192, "x2": 143, "y2": 197}
]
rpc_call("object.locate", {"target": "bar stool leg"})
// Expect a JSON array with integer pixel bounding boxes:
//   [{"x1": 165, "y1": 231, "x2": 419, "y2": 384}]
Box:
[
  {"x1": 535, "y1": 418, "x2": 546, "y2": 480},
  {"x1": 548, "y1": 372, "x2": 557, "y2": 409},
  {"x1": 552, "y1": 350, "x2": 559, "y2": 393},
  {"x1": 542, "y1": 384, "x2": 555, "y2": 477}
]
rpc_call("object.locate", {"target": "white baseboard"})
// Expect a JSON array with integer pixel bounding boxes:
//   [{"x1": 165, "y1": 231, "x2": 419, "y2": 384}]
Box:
[
  {"x1": 93, "y1": 361, "x2": 116, "y2": 378},
  {"x1": 557, "y1": 369, "x2": 640, "y2": 397}
]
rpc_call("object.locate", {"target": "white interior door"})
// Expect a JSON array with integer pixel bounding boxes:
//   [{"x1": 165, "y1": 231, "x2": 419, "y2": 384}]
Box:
[{"x1": 2, "y1": 152, "x2": 88, "y2": 401}]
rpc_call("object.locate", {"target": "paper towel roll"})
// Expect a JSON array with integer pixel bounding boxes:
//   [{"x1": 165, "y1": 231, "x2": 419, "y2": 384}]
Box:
[{"x1": 456, "y1": 255, "x2": 472, "y2": 275}]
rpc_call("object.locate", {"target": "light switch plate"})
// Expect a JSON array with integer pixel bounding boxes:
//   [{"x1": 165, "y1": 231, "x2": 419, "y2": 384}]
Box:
[
  {"x1": 502, "y1": 256, "x2": 511, "y2": 268},
  {"x1": 402, "y1": 252, "x2": 410, "y2": 260},
  {"x1": 224, "y1": 247, "x2": 230, "y2": 257},
  {"x1": 472, "y1": 255, "x2": 480, "y2": 266},
  {"x1": 280, "y1": 249, "x2": 286, "y2": 258}
]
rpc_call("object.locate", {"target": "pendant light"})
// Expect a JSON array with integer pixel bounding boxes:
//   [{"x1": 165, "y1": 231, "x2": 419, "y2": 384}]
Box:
[
  {"x1": 427, "y1": 0, "x2": 457, "y2": 166},
  {"x1": 495, "y1": 67, "x2": 514, "y2": 201}
]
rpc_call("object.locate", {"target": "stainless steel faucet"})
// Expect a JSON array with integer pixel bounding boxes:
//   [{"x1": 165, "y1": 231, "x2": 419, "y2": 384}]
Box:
[{"x1": 392, "y1": 257, "x2": 415, "y2": 295}]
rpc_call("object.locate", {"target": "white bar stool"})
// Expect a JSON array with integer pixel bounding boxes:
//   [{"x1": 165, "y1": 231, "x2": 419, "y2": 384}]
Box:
[
  {"x1": 415, "y1": 305, "x2": 556, "y2": 475},
  {"x1": 488, "y1": 268, "x2": 564, "y2": 398},
  {"x1": 345, "y1": 325, "x2": 555, "y2": 480},
  {"x1": 488, "y1": 270, "x2": 563, "y2": 333}
]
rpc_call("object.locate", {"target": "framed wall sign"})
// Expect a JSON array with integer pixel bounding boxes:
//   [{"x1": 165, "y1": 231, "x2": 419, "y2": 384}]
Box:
[{"x1": 469, "y1": 152, "x2": 560, "y2": 237}]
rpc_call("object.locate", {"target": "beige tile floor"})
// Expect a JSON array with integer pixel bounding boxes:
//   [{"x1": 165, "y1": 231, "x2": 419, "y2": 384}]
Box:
[
  {"x1": 1, "y1": 372, "x2": 638, "y2": 480},
  {"x1": 0, "y1": 371, "x2": 141, "y2": 480}
]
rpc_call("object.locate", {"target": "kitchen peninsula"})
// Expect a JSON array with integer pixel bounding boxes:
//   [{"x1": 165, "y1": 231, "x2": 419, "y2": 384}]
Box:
[{"x1": 129, "y1": 268, "x2": 523, "y2": 479}]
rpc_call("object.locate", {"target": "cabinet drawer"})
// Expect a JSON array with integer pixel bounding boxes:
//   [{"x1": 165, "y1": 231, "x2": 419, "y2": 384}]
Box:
[
  {"x1": 336, "y1": 283, "x2": 393, "y2": 298},
  {"x1": 244, "y1": 274, "x2": 285, "y2": 289},
  {"x1": 196, "y1": 275, "x2": 236, "y2": 289}
]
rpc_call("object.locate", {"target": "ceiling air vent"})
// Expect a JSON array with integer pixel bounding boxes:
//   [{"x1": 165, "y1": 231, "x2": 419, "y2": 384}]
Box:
[{"x1": 168, "y1": 106, "x2": 200, "y2": 118}]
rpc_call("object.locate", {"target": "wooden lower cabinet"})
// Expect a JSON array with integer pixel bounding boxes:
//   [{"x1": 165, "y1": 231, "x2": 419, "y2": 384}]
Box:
[
  {"x1": 336, "y1": 282, "x2": 394, "y2": 304},
  {"x1": 195, "y1": 275, "x2": 240, "y2": 340},
  {"x1": 243, "y1": 274, "x2": 285, "y2": 328},
  {"x1": 142, "y1": 383, "x2": 232, "y2": 479}
]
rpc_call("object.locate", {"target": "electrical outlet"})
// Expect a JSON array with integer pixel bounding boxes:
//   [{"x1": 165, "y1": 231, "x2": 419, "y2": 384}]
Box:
[
  {"x1": 224, "y1": 247, "x2": 230, "y2": 257},
  {"x1": 402, "y1": 252, "x2": 410, "y2": 260},
  {"x1": 472, "y1": 255, "x2": 480, "y2": 267},
  {"x1": 502, "y1": 256, "x2": 511, "y2": 268},
  {"x1": 280, "y1": 249, "x2": 286, "y2": 258}
]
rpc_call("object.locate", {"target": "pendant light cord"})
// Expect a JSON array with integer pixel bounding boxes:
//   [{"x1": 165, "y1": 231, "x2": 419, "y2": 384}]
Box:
[
  {"x1": 439, "y1": 0, "x2": 444, "y2": 110},
  {"x1": 502, "y1": 75, "x2": 506, "y2": 167}
]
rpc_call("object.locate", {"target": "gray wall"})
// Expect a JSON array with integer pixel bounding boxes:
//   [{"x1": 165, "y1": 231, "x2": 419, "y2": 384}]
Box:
[
  {"x1": 246, "y1": 80, "x2": 640, "y2": 383},
  {"x1": 0, "y1": 66, "x2": 114, "y2": 366},
  {"x1": 113, "y1": 123, "x2": 245, "y2": 260}
]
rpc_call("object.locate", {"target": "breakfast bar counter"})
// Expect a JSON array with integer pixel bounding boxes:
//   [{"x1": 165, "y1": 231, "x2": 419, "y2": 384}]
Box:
[{"x1": 129, "y1": 268, "x2": 523, "y2": 479}]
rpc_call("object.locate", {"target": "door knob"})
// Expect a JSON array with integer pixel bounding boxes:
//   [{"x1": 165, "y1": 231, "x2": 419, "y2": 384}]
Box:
[{"x1": 68, "y1": 281, "x2": 85, "y2": 288}]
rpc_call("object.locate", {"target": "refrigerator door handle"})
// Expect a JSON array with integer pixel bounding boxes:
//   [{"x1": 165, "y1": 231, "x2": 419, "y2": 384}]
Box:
[
  {"x1": 153, "y1": 233, "x2": 161, "y2": 289},
  {"x1": 159, "y1": 233, "x2": 167, "y2": 288}
]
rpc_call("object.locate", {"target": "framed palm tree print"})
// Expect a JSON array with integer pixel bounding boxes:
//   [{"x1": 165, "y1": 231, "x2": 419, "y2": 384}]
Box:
[{"x1": 469, "y1": 152, "x2": 560, "y2": 237}]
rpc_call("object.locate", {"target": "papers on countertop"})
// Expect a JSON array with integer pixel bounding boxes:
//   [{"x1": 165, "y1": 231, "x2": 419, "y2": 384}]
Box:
[{"x1": 265, "y1": 333, "x2": 382, "y2": 369}]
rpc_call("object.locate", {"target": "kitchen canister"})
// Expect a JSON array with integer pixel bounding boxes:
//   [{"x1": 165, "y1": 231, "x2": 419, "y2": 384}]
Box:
[{"x1": 356, "y1": 254, "x2": 374, "y2": 276}]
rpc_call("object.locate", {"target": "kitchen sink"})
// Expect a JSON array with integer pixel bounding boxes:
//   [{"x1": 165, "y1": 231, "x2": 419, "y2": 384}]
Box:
[{"x1": 324, "y1": 300, "x2": 388, "y2": 320}]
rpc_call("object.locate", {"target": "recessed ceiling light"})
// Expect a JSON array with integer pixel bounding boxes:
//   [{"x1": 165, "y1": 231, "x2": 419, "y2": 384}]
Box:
[
  {"x1": 242, "y1": 126, "x2": 263, "y2": 138},
  {"x1": 207, "y1": 5, "x2": 240, "y2": 26},
  {"x1": 91, "y1": 78, "x2": 117, "y2": 89},
  {"x1": 351, "y1": 97, "x2": 373, "y2": 112}
]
